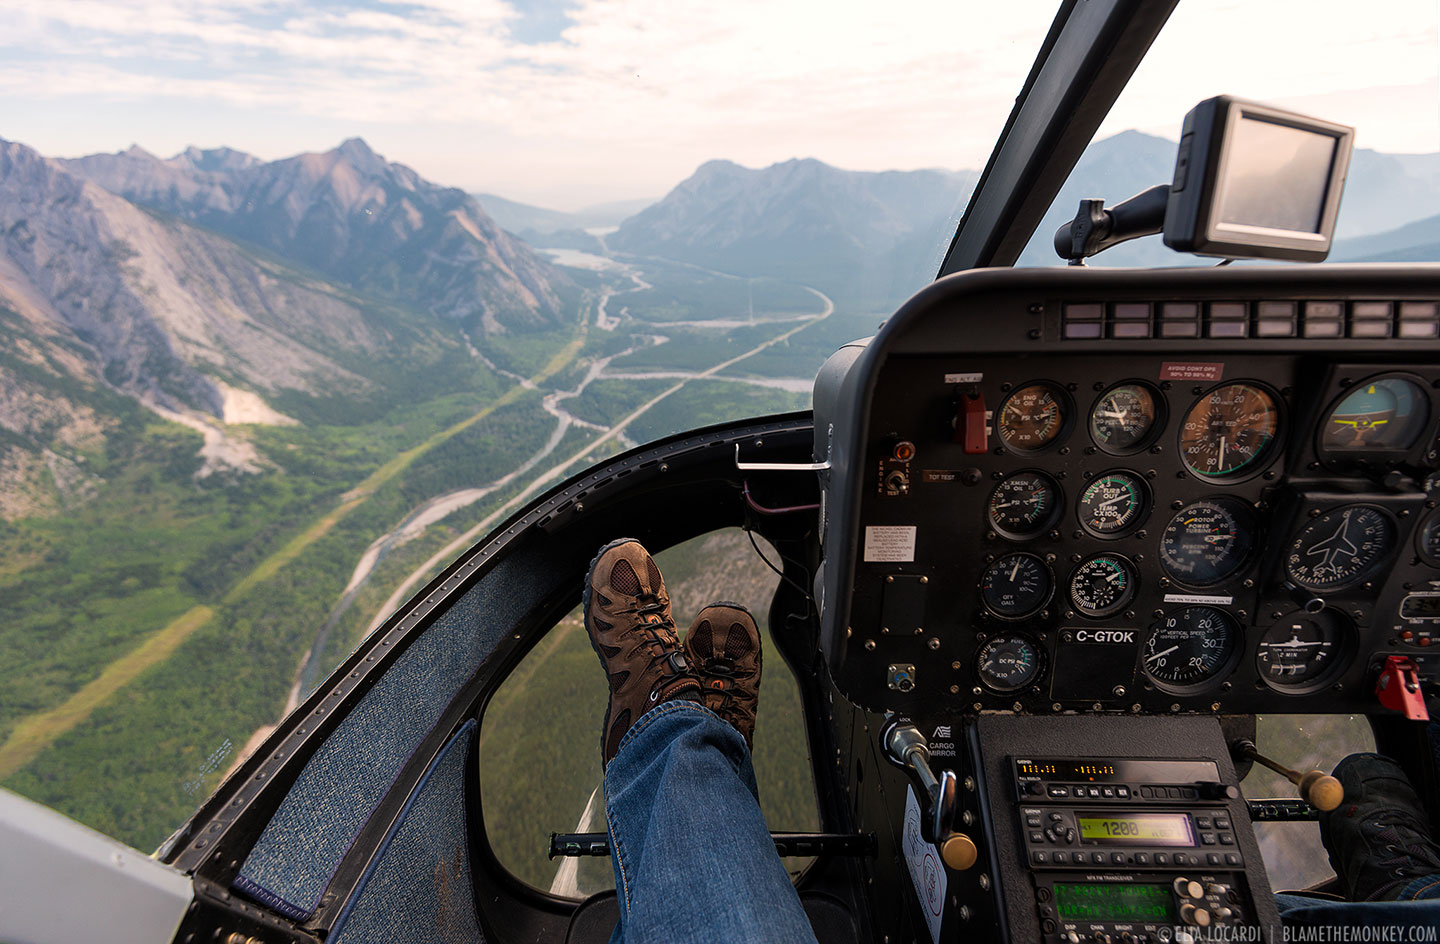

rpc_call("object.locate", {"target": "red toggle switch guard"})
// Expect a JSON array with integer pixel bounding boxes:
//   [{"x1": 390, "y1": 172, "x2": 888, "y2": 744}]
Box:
[{"x1": 1375, "y1": 655, "x2": 1429, "y2": 721}]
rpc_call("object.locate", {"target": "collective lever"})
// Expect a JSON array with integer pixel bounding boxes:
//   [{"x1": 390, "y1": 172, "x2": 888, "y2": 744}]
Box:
[{"x1": 882, "y1": 721, "x2": 978, "y2": 870}]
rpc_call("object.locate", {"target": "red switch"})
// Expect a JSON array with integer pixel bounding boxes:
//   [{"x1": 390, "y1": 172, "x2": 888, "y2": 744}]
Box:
[
  {"x1": 1375, "y1": 655, "x2": 1429, "y2": 721},
  {"x1": 958, "y1": 391, "x2": 988, "y2": 454}
]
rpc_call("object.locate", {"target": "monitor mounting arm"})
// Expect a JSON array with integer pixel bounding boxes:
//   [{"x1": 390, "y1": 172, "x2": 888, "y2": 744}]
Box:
[{"x1": 1054, "y1": 184, "x2": 1170, "y2": 264}]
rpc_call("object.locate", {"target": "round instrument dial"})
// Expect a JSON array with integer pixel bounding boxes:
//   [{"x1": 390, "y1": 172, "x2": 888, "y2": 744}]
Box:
[
  {"x1": 1143, "y1": 606, "x2": 1240, "y2": 689},
  {"x1": 1179, "y1": 383, "x2": 1279, "y2": 479},
  {"x1": 981, "y1": 553, "x2": 1053, "y2": 620},
  {"x1": 988, "y1": 471, "x2": 1062, "y2": 539},
  {"x1": 1159, "y1": 498, "x2": 1259, "y2": 587},
  {"x1": 1419, "y1": 512, "x2": 1440, "y2": 568},
  {"x1": 1090, "y1": 383, "x2": 1162, "y2": 454},
  {"x1": 998, "y1": 384, "x2": 1068, "y2": 452},
  {"x1": 1285, "y1": 505, "x2": 1397, "y2": 592},
  {"x1": 976, "y1": 635, "x2": 1043, "y2": 693},
  {"x1": 1077, "y1": 471, "x2": 1150, "y2": 537},
  {"x1": 1322, "y1": 377, "x2": 1431, "y2": 453},
  {"x1": 1068, "y1": 554, "x2": 1137, "y2": 618},
  {"x1": 1256, "y1": 610, "x2": 1350, "y2": 690}
]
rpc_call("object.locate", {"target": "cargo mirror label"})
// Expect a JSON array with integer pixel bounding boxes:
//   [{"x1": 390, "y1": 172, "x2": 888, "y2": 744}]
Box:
[
  {"x1": 903, "y1": 786, "x2": 947, "y2": 944},
  {"x1": 865, "y1": 525, "x2": 917, "y2": 562},
  {"x1": 1160, "y1": 362, "x2": 1224, "y2": 382}
]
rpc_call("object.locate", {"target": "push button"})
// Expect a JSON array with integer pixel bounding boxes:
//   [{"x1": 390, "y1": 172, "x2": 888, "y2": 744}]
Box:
[
  {"x1": 1195, "y1": 816, "x2": 1213, "y2": 829},
  {"x1": 1218, "y1": 834, "x2": 1234, "y2": 845},
  {"x1": 1225, "y1": 854, "x2": 1242, "y2": 866},
  {"x1": 1030, "y1": 831, "x2": 1045, "y2": 843},
  {"x1": 1033, "y1": 851, "x2": 1048, "y2": 865},
  {"x1": 1027, "y1": 814, "x2": 1043, "y2": 828},
  {"x1": 1200, "y1": 834, "x2": 1217, "y2": 845}
]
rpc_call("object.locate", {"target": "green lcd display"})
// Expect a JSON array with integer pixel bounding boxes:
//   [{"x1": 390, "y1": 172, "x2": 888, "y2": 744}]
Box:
[
  {"x1": 1054, "y1": 883, "x2": 1179, "y2": 923},
  {"x1": 1077, "y1": 813, "x2": 1193, "y2": 846}
]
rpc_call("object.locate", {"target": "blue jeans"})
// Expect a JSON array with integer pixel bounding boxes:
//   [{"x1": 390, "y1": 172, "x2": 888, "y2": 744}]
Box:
[
  {"x1": 603, "y1": 699, "x2": 820, "y2": 944},
  {"x1": 1274, "y1": 878, "x2": 1440, "y2": 931},
  {"x1": 603, "y1": 700, "x2": 1440, "y2": 941}
]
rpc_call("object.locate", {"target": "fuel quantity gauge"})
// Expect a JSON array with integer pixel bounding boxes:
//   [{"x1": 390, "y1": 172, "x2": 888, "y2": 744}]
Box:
[{"x1": 981, "y1": 552, "x2": 1053, "y2": 620}]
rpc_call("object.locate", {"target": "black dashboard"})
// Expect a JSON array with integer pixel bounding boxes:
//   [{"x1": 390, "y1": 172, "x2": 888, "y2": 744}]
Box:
[{"x1": 813, "y1": 265, "x2": 1440, "y2": 719}]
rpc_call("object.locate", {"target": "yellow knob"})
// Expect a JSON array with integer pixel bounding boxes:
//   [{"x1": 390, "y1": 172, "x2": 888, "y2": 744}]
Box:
[
  {"x1": 941, "y1": 832, "x2": 979, "y2": 870},
  {"x1": 1300, "y1": 770, "x2": 1344, "y2": 811}
]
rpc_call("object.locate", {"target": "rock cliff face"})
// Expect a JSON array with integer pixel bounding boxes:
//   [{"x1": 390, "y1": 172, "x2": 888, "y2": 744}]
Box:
[
  {"x1": 0, "y1": 139, "x2": 382, "y2": 415},
  {"x1": 62, "y1": 138, "x2": 567, "y2": 333},
  {"x1": 0, "y1": 137, "x2": 520, "y2": 515}
]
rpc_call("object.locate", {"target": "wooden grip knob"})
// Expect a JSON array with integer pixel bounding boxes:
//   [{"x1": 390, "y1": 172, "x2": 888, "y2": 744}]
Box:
[
  {"x1": 1299, "y1": 770, "x2": 1345, "y2": 811},
  {"x1": 941, "y1": 833, "x2": 978, "y2": 870}
]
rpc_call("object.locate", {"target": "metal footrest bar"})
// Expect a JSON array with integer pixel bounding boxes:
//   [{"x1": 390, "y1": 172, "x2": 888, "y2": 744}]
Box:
[{"x1": 548, "y1": 831, "x2": 877, "y2": 859}]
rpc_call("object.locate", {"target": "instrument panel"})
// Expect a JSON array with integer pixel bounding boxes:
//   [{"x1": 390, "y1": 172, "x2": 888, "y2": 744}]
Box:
[{"x1": 815, "y1": 269, "x2": 1440, "y2": 716}]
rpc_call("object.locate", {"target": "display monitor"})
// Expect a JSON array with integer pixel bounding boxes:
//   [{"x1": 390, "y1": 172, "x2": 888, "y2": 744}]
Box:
[{"x1": 1163, "y1": 96, "x2": 1353, "y2": 261}]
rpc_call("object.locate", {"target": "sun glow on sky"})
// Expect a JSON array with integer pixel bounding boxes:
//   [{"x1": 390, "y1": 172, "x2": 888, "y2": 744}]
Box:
[{"x1": 0, "y1": 0, "x2": 1435, "y2": 209}]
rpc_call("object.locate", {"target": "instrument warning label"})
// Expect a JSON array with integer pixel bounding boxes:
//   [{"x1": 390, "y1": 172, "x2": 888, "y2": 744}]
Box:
[
  {"x1": 903, "y1": 786, "x2": 947, "y2": 944},
  {"x1": 1160, "y1": 361, "x2": 1224, "y2": 382},
  {"x1": 864, "y1": 525, "x2": 917, "y2": 562}
]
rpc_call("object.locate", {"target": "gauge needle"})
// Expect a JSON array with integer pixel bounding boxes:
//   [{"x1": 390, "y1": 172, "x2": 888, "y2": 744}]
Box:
[
  {"x1": 1146, "y1": 645, "x2": 1179, "y2": 663},
  {"x1": 1218, "y1": 436, "x2": 1227, "y2": 469},
  {"x1": 1099, "y1": 494, "x2": 1129, "y2": 508},
  {"x1": 1204, "y1": 533, "x2": 1235, "y2": 544},
  {"x1": 1010, "y1": 559, "x2": 1022, "y2": 581},
  {"x1": 1097, "y1": 410, "x2": 1129, "y2": 420},
  {"x1": 1105, "y1": 570, "x2": 1122, "y2": 583}
]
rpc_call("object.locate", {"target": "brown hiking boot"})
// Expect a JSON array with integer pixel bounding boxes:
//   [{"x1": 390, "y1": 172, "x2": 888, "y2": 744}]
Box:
[
  {"x1": 584, "y1": 538, "x2": 700, "y2": 769},
  {"x1": 684, "y1": 602, "x2": 762, "y2": 749}
]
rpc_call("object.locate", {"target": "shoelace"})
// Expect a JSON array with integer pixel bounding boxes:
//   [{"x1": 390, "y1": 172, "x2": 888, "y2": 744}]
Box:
[
  {"x1": 1374, "y1": 822, "x2": 1440, "y2": 878},
  {"x1": 630, "y1": 593, "x2": 690, "y2": 699}
]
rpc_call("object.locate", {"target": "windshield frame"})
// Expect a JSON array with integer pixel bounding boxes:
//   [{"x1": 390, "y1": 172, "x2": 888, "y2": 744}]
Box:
[{"x1": 936, "y1": 0, "x2": 1177, "y2": 275}]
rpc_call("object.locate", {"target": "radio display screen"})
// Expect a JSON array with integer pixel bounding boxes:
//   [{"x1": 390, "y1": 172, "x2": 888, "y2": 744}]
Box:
[
  {"x1": 1077, "y1": 813, "x2": 1194, "y2": 846},
  {"x1": 1055, "y1": 883, "x2": 1178, "y2": 923}
]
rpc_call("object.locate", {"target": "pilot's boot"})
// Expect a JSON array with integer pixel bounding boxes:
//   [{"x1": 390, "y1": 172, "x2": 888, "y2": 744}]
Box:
[
  {"x1": 683, "y1": 602, "x2": 762, "y2": 749},
  {"x1": 1319, "y1": 752, "x2": 1440, "y2": 900},
  {"x1": 583, "y1": 538, "x2": 701, "y2": 770}
]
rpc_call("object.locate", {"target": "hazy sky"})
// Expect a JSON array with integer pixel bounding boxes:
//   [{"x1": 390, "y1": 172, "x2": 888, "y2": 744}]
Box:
[{"x1": 1, "y1": 0, "x2": 1436, "y2": 209}]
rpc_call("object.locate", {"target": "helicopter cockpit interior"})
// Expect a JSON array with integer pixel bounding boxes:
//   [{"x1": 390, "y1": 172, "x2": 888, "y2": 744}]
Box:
[{"x1": 6, "y1": 2, "x2": 1439, "y2": 943}]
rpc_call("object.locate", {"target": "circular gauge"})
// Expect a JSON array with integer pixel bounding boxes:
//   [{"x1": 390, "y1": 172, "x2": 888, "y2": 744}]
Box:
[
  {"x1": 976, "y1": 635, "x2": 1043, "y2": 693},
  {"x1": 1285, "y1": 504, "x2": 1397, "y2": 592},
  {"x1": 1069, "y1": 554, "x2": 1137, "y2": 618},
  {"x1": 1143, "y1": 606, "x2": 1240, "y2": 689},
  {"x1": 1179, "y1": 383, "x2": 1280, "y2": 479},
  {"x1": 988, "y1": 471, "x2": 1063, "y2": 539},
  {"x1": 1077, "y1": 471, "x2": 1151, "y2": 537},
  {"x1": 1090, "y1": 382, "x2": 1163, "y2": 454},
  {"x1": 1418, "y1": 512, "x2": 1440, "y2": 568},
  {"x1": 1255, "y1": 610, "x2": 1351, "y2": 691},
  {"x1": 1159, "y1": 498, "x2": 1259, "y2": 587},
  {"x1": 1322, "y1": 377, "x2": 1431, "y2": 454},
  {"x1": 981, "y1": 553, "x2": 1053, "y2": 620},
  {"x1": 998, "y1": 383, "x2": 1069, "y2": 452}
]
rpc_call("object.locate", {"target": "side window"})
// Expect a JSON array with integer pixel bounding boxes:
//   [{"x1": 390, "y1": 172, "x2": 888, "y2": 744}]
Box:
[
  {"x1": 479, "y1": 529, "x2": 820, "y2": 897},
  {"x1": 1240, "y1": 714, "x2": 1375, "y2": 892}
]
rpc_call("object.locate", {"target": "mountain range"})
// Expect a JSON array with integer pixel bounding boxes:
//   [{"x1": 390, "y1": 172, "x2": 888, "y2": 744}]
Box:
[
  {"x1": 607, "y1": 158, "x2": 978, "y2": 303},
  {"x1": 0, "y1": 137, "x2": 574, "y2": 516},
  {"x1": 7, "y1": 127, "x2": 1440, "y2": 518}
]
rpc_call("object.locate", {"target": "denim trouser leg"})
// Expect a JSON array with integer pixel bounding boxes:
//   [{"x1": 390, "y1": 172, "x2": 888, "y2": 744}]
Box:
[
  {"x1": 603, "y1": 699, "x2": 820, "y2": 944},
  {"x1": 1274, "y1": 877, "x2": 1440, "y2": 930}
]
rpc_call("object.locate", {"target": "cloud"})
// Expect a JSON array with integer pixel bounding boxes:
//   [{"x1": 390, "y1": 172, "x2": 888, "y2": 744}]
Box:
[{"x1": 0, "y1": 0, "x2": 1434, "y2": 205}]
